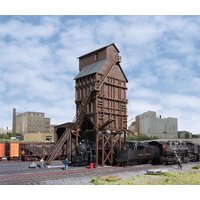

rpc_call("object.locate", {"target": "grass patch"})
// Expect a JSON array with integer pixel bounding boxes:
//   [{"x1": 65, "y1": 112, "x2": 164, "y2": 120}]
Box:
[
  {"x1": 0, "y1": 139, "x2": 9, "y2": 143},
  {"x1": 91, "y1": 176, "x2": 121, "y2": 185},
  {"x1": 91, "y1": 170, "x2": 200, "y2": 185}
]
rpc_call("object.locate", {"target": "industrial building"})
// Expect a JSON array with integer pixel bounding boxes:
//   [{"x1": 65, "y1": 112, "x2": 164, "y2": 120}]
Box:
[
  {"x1": 129, "y1": 111, "x2": 178, "y2": 139},
  {"x1": 12, "y1": 108, "x2": 54, "y2": 142},
  {"x1": 23, "y1": 132, "x2": 54, "y2": 142},
  {"x1": 46, "y1": 43, "x2": 128, "y2": 166},
  {"x1": 178, "y1": 131, "x2": 192, "y2": 139},
  {"x1": 13, "y1": 108, "x2": 51, "y2": 134}
]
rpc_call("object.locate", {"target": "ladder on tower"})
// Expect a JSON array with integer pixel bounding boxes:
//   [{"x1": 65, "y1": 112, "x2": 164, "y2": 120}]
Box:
[
  {"x1": 97, "y1": 55, "x2": 121, "y2": 90},
  {"x1": 45, "y1": 54, "x2": 120, "y2": 165}
]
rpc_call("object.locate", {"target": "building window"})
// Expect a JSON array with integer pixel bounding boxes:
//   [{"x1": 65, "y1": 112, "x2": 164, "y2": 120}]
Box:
[
  {"x1": 94, "y1": 53, "x2": 98, "y2": 61},
  {"x1": 46, "y1": 136, "x2": 52, "y2": 142}
]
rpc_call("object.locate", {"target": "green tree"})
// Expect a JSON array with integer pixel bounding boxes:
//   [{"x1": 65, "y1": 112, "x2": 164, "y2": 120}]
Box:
[{"x1": 127, "y1": 134, "x2": 158, "y2": 141}]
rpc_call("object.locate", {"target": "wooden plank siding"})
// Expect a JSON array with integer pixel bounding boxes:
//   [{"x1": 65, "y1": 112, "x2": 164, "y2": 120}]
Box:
[
  {"x1": 79, "y1": 48, "x2": 106, "y2": 71},
  {"x1": 75, "y1": 44, "x2": 128, "y2": 137},
  {"x1": 46, "y1": 44, "x2": 127, "y2": 165}
]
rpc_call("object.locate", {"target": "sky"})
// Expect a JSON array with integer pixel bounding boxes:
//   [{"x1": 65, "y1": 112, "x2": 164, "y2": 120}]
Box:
[{"x1": 0, "y1": 15, "x2": 200, "y2": 134}]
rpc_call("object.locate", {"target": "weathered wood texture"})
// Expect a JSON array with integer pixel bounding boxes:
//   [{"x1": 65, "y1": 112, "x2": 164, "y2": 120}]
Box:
[{"x1": 75, "y1": 44, "x2": 128, "y2": 134}]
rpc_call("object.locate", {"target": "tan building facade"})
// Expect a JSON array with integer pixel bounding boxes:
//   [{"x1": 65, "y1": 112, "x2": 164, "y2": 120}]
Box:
[
  {"x1": 23, "y1": 132, "x2": 54, "y2": 142},
  {"x1": 128, "y1": 115, "x2": 140, "y2": 135},
  {"x1": 129, "y1": 111, "x2": 178, "y2": 139},
  {"x1": 16, "y1": 112, "x2": 50, "y2": 134},
  {"x1": 178, "y1": 131, "x2": 192, "y2": 139}
]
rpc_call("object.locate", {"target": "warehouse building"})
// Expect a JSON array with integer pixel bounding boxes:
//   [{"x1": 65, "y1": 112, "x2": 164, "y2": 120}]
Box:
[
  {"x1": 12, "y1": 109, "x2": 54, "y2": 142},
  {"x1": 129, "y1": 111, "x2": 178, "y2": 139},
  {"x1": 15, "y1": 111, "x2": 51, "y2": 134},
  {"x1": 178, "y1": 131, "x2": 192, "y2": 139},
  {"x1": 23, "y1": 132, "x2": 54, "y2": 142}
]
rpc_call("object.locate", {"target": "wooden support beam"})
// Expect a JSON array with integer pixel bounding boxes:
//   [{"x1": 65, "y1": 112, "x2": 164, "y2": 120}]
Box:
[
  {"x1": 98, "y1": 118, "x2": 114, "y2": 130},
  {"x1": 111, "y1": 133, "x2": 113, "y2": 165},
  {"x1": 102, "y1": 133, "x2": 104, "y2": 166},
  {"x1": 95, "y1": 130, "x2": 98, "y2": 167}
]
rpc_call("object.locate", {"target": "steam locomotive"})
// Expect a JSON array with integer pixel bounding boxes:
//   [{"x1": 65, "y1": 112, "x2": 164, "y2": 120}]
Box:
[
  {"x1": 71, "y1": 139, "x2": 200, "y2": 166},
  {"x1": 148, "y1": 140, "x2": 200, "y2": 165},
  {"x1": 71, "y1": 139, "x2": 96, "y2": 166}
]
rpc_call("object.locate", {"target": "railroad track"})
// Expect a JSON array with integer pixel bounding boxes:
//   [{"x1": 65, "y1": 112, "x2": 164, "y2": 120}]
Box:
[{"x1": 0, "y1": 164, "x2": 162, "y2": 185}]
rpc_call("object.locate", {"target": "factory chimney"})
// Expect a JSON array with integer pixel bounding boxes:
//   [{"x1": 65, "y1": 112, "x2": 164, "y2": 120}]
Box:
[{"x1": 12, "y1": 108, "x2": 16, "y2": 134}]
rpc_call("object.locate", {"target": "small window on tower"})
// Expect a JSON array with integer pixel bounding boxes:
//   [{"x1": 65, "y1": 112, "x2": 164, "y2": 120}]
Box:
[{"x1": 94, "y1": 53, "x2": 98, "y2": 61}]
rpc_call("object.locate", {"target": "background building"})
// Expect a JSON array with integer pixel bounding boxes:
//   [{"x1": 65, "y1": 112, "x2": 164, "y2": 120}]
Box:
[
  {"x1": 23, "y1": 132, "x2": 54, "y2": 142},
  {"x1": 178, "y1": 131, "x2": 192, "y2": 139},
  {"x1": 129, "y1": 111, "x2": 178, "y2": 139},
  {"x1": 15, "y1": 111, "x2": 51, "y2": 134},
  {"x1": 0, "y1": 127, "x2": 11, "y2": 134}
]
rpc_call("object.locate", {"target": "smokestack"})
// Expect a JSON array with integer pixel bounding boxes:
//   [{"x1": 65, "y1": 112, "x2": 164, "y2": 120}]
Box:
[{"x1": 12, "y1": 108, "x2": 16, "y2": 134}]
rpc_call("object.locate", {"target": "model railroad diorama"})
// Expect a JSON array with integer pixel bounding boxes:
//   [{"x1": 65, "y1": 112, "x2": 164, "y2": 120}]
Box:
[{"x1": 1, "y1": 44, "x2": 200, "y2": 168}]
